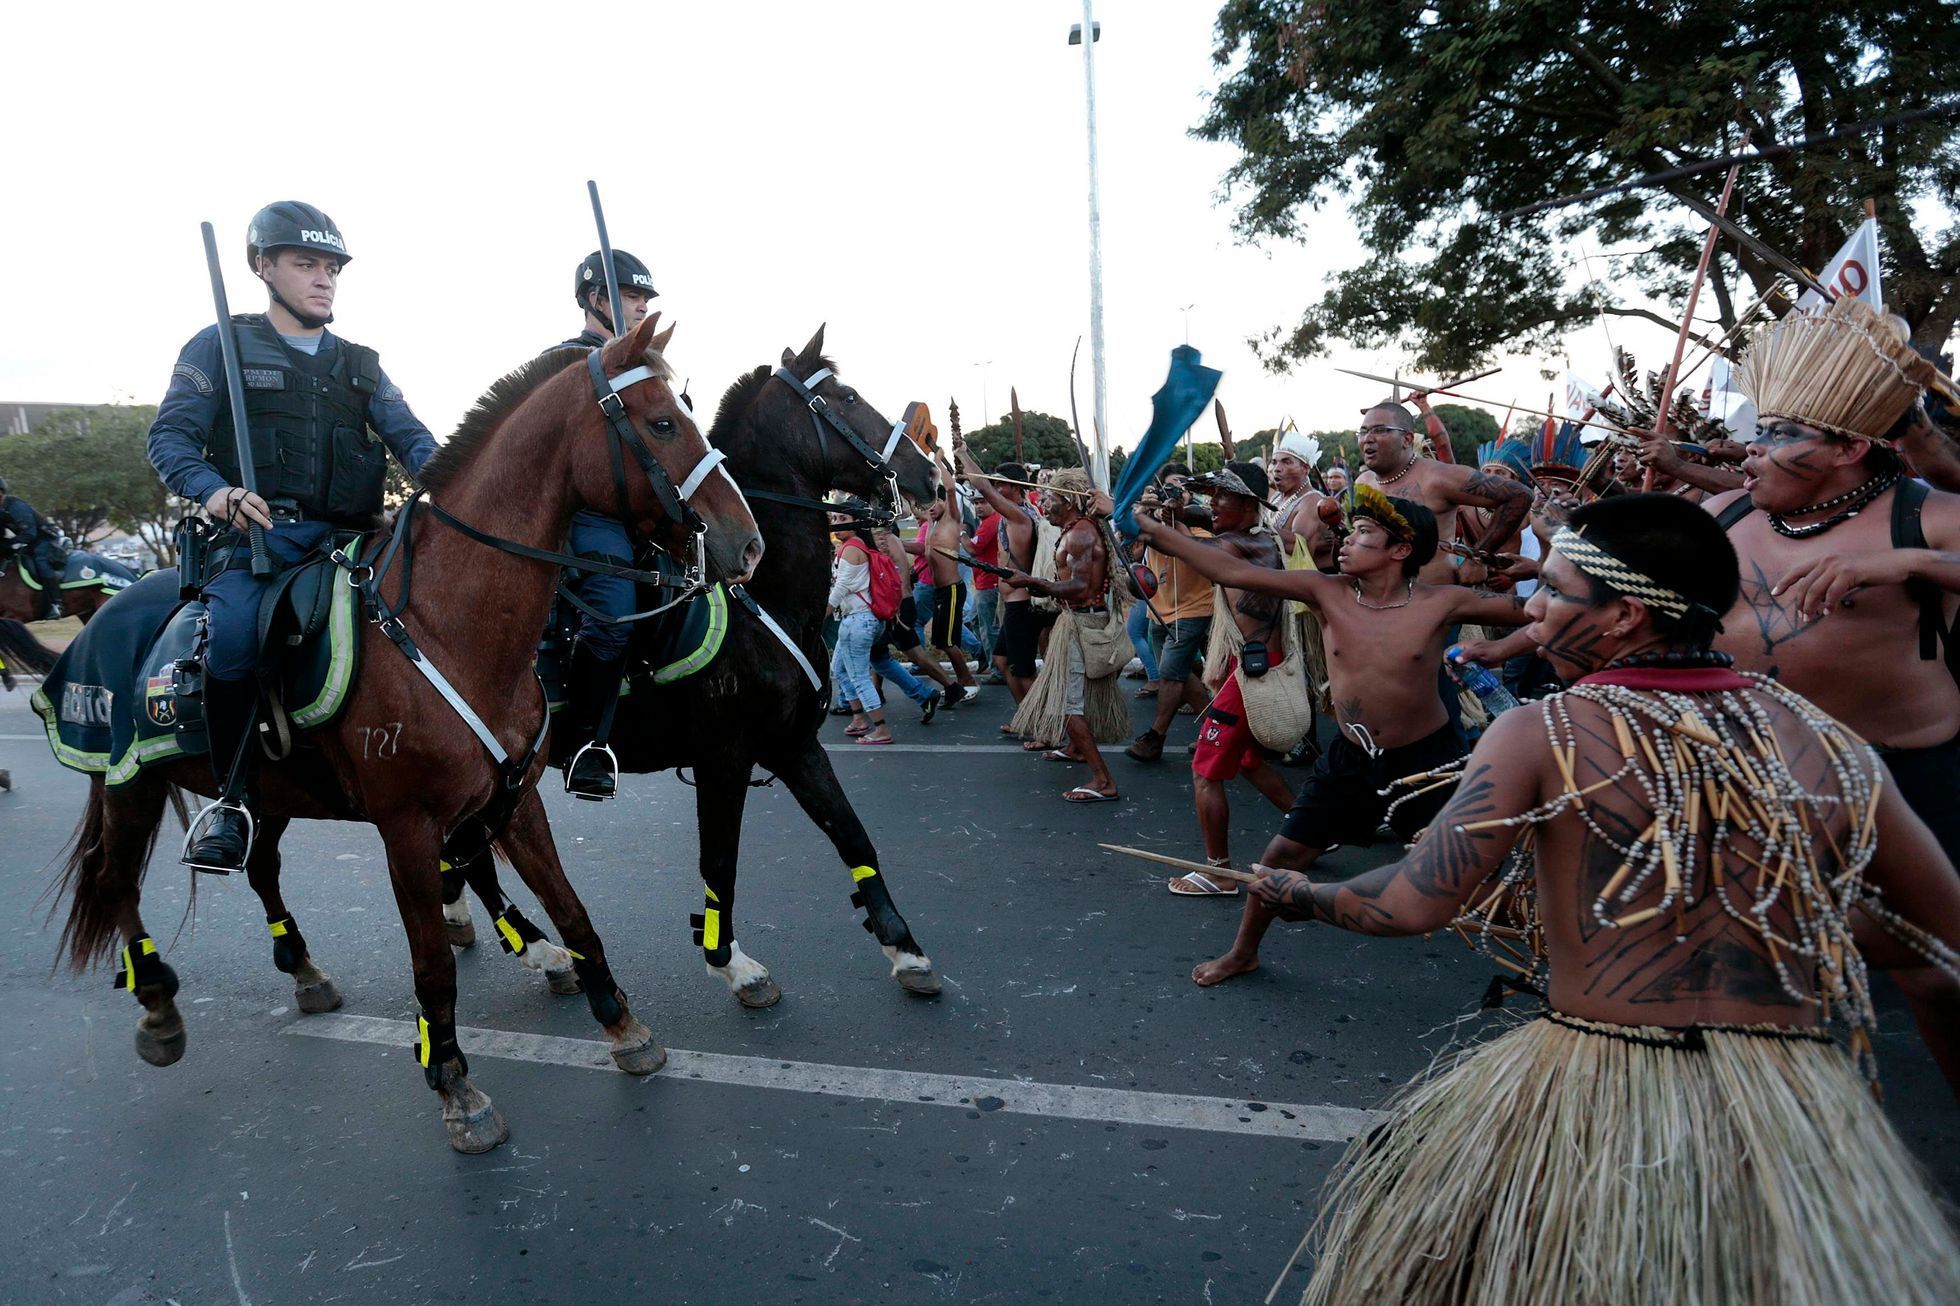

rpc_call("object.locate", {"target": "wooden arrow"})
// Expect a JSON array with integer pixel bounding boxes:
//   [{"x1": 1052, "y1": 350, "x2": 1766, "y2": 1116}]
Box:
[{"x1": 1097, "y1": 843, "x2": 1260, "y2": 884}]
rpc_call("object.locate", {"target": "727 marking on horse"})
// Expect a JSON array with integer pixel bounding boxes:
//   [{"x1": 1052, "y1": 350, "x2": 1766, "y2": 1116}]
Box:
[{"x1": 357, "y1": 722, "x2": 404, "y2": 759}]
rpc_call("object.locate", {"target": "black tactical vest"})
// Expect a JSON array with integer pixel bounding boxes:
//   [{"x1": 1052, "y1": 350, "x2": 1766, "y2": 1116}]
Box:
[{"x1": 206, "y1": 315, "x2": 387, "y2": 527}]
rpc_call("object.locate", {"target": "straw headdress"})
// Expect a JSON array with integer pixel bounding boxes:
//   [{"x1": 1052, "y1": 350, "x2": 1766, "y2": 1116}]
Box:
[
  {"x1": 1043, "y1": 467, "x2": 1096, "y2": 499},
  {"x1": 1738, "y1": 297, "x2": 1933, "y2": 440}
]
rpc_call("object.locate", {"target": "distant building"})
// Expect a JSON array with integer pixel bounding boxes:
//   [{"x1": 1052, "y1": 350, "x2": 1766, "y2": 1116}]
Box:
[{"x1": 2, "y1": 401, "x2": 124, "y2": 436}]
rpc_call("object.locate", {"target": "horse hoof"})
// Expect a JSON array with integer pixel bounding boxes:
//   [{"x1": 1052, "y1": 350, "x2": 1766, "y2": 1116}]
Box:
[
  {"x1": 295, "y1": 979, "x2": 343, "y2": 1014},
  {"x1": 446, "y1": 920, "x2": 477, "y2": 949},
  {"x1": 444, "y1": 1101, "x2": 510, "y2": 1155},
  {"x1": 610, "y1": 1033, "x2": 668, "y2": 1076},
  {"x1": 734, "y1": 976, "x2": 782, "y2": 1009},
  {"x1": 546, "y1": 968, "x2": 582, "y2": 996},
  {"x1": 135, "y1": 1019, "x2": 186, "y2": 1067},
  {"x1": 895, "y1": 966, "x2": 942, "y2": 997}
]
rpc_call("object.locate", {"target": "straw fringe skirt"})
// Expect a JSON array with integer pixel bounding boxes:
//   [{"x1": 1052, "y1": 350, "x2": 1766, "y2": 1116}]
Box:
[
  {"x1": 1007, "y1": 607, "x2": 1129, "y2": 745},
  {"x1": 1290, "y1": 1013, "x2": 1960, "y2": 1306}
]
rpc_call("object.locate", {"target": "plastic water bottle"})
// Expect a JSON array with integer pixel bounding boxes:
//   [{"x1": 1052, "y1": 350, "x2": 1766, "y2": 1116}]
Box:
[{"x1": 1447, "y1": 645, "x2": 1521, "y2": 715}]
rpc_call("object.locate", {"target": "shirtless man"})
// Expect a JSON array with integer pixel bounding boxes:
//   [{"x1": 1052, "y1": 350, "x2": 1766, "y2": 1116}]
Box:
[
  {"x1": 1250, "y1": 492, "x2": 1960, "y2": 1303},
  {"x1": 1136, "y1": 484, "x2": 1529, "y2": 980},
  {"x1": 957, "y1": 450, "x2": 1040, "y2": 702},
  {"x1": 1356, "y1": 401, "x2": 1531, "y2": 585},
  {"x1": 1003, "y1": 472, "x2": 1117, "y2": 801},
  {"x1": 1706, "y1": 407, "x2": 1960, "y2": 1096},
  {"x1": 1156, "y1": 465, "x2": 1297, "y2": 892},
  {"x1": 1266, "y1": 432, "x2": 1334, "y2": 569},
  {"x1": 902, "y1": 479, "x2": 979, "y2": 694}
]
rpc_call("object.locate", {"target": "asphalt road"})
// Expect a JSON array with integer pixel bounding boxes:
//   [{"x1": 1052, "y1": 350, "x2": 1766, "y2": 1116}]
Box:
[{"x1": 1, "y1": 679, "x2": 1954, "y2": 1304}]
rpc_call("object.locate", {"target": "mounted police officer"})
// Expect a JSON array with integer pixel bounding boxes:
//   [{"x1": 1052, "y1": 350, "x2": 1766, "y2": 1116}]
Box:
[
  {"x1": 0, "y1": 475, "x2": 68, "y2": 618},
  {"x1": 550, "y1": 248, "x2": 656, "y2": 798},
  {"x1": 147, "y1": 201, "x2": 437, "y2": 872}
]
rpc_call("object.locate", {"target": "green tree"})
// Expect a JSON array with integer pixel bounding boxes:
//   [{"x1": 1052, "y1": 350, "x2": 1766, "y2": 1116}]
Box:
[
  {"x1": 963, "y1": 410, "x2": 1083, "y2": 471},
  {"x1": 1198, "y1": 2, "x2": 1960, "y2": 372},
  {"x1": 0, "y1": 405, "x2": 176, "y2": 562},
  {"x1": 1433, "y1": 403, "x2": 1499, "y2": 463}
]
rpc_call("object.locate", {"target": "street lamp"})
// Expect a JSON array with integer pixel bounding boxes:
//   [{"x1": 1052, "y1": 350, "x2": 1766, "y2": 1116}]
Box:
[
  {"x1": 972, "y1": 360, "x2": 993, "y2": 426},
  {"x1": 1069, "y1": 5, "x2": 1108, "y2": 487}
]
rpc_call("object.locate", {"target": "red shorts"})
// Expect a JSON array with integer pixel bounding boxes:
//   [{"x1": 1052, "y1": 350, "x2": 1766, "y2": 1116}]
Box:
[{"x1": 1191, "y1": 661, "x2": 1268, "y2": 781}]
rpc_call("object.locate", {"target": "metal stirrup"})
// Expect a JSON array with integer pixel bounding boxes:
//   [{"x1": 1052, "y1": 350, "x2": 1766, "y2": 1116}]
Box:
[
  {"x1": 564, "y1": 740, "x2": 619, "y2": 799},
  {"x1": 180, "y1": 798, "x2": 256, "y2": 873}
]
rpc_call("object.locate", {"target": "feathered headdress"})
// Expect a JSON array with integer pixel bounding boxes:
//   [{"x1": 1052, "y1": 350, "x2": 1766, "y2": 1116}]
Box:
[
  {"x1": 1342, "y1": 480, "x2": 1412, "y2": 542},
  {"x1": 1478, "y1": 438, "x2": 1537, "y2": 483},
  {"x1": 1738, "y1": 296, "x2": 1933, "y2": 440},
  {"x1": 1530, "y1": 421, "x2": 1587, "y2": 479}
]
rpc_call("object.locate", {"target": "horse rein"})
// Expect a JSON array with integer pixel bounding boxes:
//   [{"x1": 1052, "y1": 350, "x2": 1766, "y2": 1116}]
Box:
[{"x1": 751, "y1": 365, "x2": 910, "y2": 530}]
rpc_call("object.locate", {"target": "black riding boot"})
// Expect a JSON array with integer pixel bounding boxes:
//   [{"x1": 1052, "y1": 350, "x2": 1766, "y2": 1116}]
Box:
[
  {"x1": 184, "y1": 675, "x2": 261, "y2": 872},
  {"x1": 563, "y1": 646, "x2": 625, "y2": 800}
]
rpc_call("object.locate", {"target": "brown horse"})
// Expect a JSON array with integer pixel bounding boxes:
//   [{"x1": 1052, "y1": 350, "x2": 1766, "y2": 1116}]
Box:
[
  {"x1": 0, "y1": 549, "x2": 138, "y2": 624},
  {"x1": 48, "y1": 314, "x2": 762, "y2": 1153}
]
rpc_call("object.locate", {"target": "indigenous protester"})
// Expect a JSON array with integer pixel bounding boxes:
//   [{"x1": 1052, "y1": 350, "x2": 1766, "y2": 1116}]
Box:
[
  {"x1": 1267, "y1": 432, "x2": 1333, "y2": 570},
  {"x1": 0, "y1": 476, "x2": 67, "y2": 618},
  {"x1": 1702, "y1": 297, "x2": 1960, "y2": 1097},
  {"x1": 1355, "y1": 400, "x2": 1532, "y2": 584},
  {"x1": 827, "y1": 524, "x2": 896, "y2": 744},
  {"x1": 551, "y1": 247, "x2": 657, "y2": 797},
  {"x1": 1158, "y1": 464, "x2": 1299, "y2": 894},
  {"x1": 145, "y1": 201, "x2": 436, "y2": 871},
  {"x1": 903, "y1": 483, "x2": 981, "y2": 698},
  {"x1": 1321, "y1": 464, "x2": 1350, "y2": 495},
  {"x1": 1005, "y1": 468, "x2": 1125, "y2": 802},
  {"x1": 1127, "y1": 467, "x2": 1214, "y2": 762},
  {"x1": 958, "y1": 451, "x2": 1042, "y2": 703},
  {"x1": 1135, "y1": 484, "x2": 1529, "y2": 980},
  {"x1": 1258, "y1": 494, "x2": 1960, "y2": 1305}
]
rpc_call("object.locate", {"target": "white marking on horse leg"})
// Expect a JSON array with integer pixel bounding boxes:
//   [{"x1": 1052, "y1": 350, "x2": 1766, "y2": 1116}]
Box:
[
  {"x1": 517, "y1": 939, "x2": 574, "y2": 975},
  {"x1": 881, "y1": 943, "x2": 934, "y2": 976},
  {"x1": 443, "y1": 897, "x2": 473, "y2": 930},
  {"x1": 705, "y1": 941, "x2": 770, "y2": 992}
]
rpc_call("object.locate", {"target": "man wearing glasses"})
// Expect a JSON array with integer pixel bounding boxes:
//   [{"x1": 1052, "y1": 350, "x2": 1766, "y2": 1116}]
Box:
[{"x1": 1354, "y1": 401, "x2": 1531, "y2": 584}]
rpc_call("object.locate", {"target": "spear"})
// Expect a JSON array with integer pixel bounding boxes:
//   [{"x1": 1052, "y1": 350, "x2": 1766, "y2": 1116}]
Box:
[
  {"x1": 1649, "y1": 151, "x2": 1746, "y2": 488},
  {"x1": 1214, "y1": 398, "x2": 1236, "y2": 461},
  {"x1": 1065, "y1": 335, "x2": 1097, "y2": 482},
  {"x1": 1097, "y1": 843, "x2": 1260, "y2": 884},
  {"x1": 1333, "y1": 365, "x2": 1504, "y2": 398},
  {"x1": 1009, "y1": 387, "x2": 1026, "y2": 465}
]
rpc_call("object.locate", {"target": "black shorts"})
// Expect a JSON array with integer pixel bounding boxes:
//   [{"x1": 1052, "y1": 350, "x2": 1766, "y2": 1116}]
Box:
[
  {"x1": 998, "y1": 599, "x2": 1037, "y2": 677},
  {"x1": 1277, "y1": 721, "x2": 1467, "y2": 850},
  {"x1": 928, "y1": 581, "x2": 967, "y2": 651},
  {"x1": 1880, "y1": 733, "x2": 1960, "y2": 865}
]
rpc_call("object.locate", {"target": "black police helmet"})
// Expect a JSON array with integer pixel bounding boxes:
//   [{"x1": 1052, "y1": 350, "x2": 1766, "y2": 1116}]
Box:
[
  {"x1": 576, "y1": 250, "x2": 657, "y2": 308},
  {"x1": 246, "y1": 201, "x2": 351, "y2": 273}
]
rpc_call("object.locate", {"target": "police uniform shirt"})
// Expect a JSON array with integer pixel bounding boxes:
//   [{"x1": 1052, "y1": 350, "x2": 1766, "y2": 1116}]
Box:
[{"x1": 146, "y1": 324, "x2": 438, "y2": 507}]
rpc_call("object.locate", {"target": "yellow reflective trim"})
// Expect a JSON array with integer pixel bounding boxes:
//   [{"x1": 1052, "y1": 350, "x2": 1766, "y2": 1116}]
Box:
[
  {"x1": 702, "y1": 908, "x2": 721, "y2": 951},
  {"x1": 139, "y1": 936, "x2": 158, "y2": 956},
  {"x1": 439, "y1": 859, "x2": 452, "y2": 873},
  {"x1": 417, "y1": 1015, "x2": 432, "y2": 1068},
  {"x1": 121, "y1": 945, "x2": 136, "y2": 990},
  {"x1": 495, "y1": 914, "x2": 526, "y2": 955},
  {"x1": 564, "y1": 947, "x2": 585, "y2": 961},
  {"x1": 704, "y1": 886, "x2": 720, "y2": 904},
  {"x1": 850, "y1": 865, "x2": 878, "y2": 883},
  {"x1": 268, "y1": 919, "x2": 290, "y2": 938}
]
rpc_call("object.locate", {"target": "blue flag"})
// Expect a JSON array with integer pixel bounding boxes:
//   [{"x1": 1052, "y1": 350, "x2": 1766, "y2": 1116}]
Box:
[{"x1": 1111, "y1": 344, "x2": 1224, "y2": 536}]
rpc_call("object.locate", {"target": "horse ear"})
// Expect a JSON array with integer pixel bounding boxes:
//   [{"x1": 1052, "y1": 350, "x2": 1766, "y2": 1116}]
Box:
[
  {"x1": 623, "y1": 310, "x2": 664, "y2": 358},
  {"x1": 649, "y1": 320, "x2": 676, "y2": 356},
  {"x1": 798, "y1": 323, "x2": 828, "y2": 364},
  {"x1": 780, "y1": 345, "x2": 796, "y2": 366}
]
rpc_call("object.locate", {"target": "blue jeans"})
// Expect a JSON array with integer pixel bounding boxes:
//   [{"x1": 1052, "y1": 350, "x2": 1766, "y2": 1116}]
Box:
[
  {"x1": 968, "y1": 587, "x2": 1000, "y2": 663},
  {"x1": 567, "y1": 511, "x2": 634, "y2": 661},
  {"x1": 203, "y1": 521, "x2": 339, "y2": 681},
  {"x1": 829, "y1": 611, "x2": 883, "y2": 712},
  {"x1": 1126, "y1": 600, "x2": 1160, "y2": 682},
  {"x1": 872, "y1": 649, "x2": 935, "y2": 705},
  {"x1": 911, "y1": 579, "x2": 935, "y2": 650}
]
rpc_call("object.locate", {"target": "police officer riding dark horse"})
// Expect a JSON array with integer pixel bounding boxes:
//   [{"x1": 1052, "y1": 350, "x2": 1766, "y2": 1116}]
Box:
[
  {"x1": 549, "y1": 247, "x2": 660, "y2": 799},
  {"x1": 146, "y1": 201, "x2": 437, "y2": 872},
  {"x1": 0, "y1": 477, "x2": 71, "y2": 619}
]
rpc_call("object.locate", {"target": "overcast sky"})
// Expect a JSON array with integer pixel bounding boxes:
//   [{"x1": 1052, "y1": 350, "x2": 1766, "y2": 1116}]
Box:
[{"x1": 3, "y1": 1, "x2": 1682, "y2": 461}]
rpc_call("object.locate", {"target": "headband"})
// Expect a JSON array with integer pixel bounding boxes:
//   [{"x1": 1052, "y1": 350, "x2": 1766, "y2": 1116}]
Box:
[{"x1": 1550, "y1": 528, "x2": 1691, "y2": 618}]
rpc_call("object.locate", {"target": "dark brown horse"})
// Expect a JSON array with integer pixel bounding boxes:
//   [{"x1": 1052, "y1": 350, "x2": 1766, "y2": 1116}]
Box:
[
  {"x1": 445, "y1": 327, "x2": 945, "y2": 1006},
  {"x1": 48, "y1": 315, "x2": 761, "y2": 1153},
  {"x1": 0, "y1": 550, "x2": 138, "y2": 624}
]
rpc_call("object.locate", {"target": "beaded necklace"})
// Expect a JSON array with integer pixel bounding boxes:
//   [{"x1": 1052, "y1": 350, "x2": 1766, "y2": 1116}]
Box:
[
  {"x1": 1382, "y1": 671, "x2": 1960, "y2": 1084},
  {"x1": 1375, "y1": 457, "x2": 1414, "y2": 487},
  {"x1": 1767, "y1": 466, "x2": 1899, "y2": 539}
]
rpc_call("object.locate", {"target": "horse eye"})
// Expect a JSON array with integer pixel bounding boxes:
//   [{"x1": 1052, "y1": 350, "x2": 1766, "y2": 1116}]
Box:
[
  {"x1": 842, "y1": 389, "x2": 858, "y2": 405},
  {"x1": 651, "y1": 417, "x2": 678, "y2": 436}
]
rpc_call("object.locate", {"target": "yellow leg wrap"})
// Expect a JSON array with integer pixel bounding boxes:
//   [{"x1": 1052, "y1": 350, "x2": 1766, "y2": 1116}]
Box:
[
  {"x1": 702, "y1": 908, "x2": 721, "y2": 951},
  {"x1": 850, "y1": 865, "x2": 878, "y2": 883},
  {"x1": 416, "y1": 1015, "x2": 432, "y2": 1068}
]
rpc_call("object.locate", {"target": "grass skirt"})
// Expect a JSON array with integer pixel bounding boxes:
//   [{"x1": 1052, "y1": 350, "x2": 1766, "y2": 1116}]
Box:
[
  {"x1": 1007, "y1": 607, "x2": 1129, "y2": 745},
  {"x1": 1290, "y1": 1013, "x2": 1960, "y2": 1306}
]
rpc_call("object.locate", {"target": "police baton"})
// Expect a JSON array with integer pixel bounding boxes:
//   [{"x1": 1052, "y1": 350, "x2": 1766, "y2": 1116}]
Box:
[
  {"x1": 586, "y1": 180, "x2": 627, "y2": 339},
  {"x1": 199, "y1": 222, "x2": 272, "y2": 578}
]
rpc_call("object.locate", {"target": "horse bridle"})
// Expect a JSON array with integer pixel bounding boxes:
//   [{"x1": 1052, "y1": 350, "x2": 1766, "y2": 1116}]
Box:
[{"x1": 740, "y1": 365, "x2": 915, "y2": 531}]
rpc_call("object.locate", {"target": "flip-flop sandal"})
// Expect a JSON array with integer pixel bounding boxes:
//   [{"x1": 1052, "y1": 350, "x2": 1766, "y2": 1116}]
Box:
[
  {"x1": 855, "y1": 734, "x2": 895, "y2": 746},
  {"x1": 1021, "y1": 738, "x2": 1057, "y2": 752},
  {"x1": 844, "y1": 724, "x2": 871, "y2": 737},
  {"x1": 1168, "y1": 871, "x2": 1239, "y2": 896},
  {"x1": 998, "y1": 724, "x2": 1023, "y2": 736},
  {"x1": 1062, "y1": 786, "x2": 1119, "y2": 803},
  {"x1": 1043, "y1": 749, "x2": 1085, "y2": 763}
]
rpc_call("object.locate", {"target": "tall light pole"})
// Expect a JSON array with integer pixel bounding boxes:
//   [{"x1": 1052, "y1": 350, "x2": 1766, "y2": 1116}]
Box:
[{"x1": 1070, "y1": 6, "x2": 1108, "y2": 486}]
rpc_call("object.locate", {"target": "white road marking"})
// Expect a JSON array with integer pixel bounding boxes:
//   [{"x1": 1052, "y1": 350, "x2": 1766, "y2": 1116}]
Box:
[
  {"x1": 824, "y1": 743, "x2": 1030, "y2": 754},
  {"x1": 288, "y1": 1013, "x2": 1373, "y2": 1143}
]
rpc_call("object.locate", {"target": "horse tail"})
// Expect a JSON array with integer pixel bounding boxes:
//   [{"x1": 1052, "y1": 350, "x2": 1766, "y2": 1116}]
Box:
[
  {"x1": 0, "y1": 618, "x2": 58, "y2": 676},
  {"x1": 48, "y1": 778, "x2": 166, "y2": 973}
]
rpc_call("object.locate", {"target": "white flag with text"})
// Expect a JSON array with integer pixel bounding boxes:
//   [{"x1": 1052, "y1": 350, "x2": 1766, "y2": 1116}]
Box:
[{"x1": 1794, "y1": 217, "x2": 1883, "y2": 312}]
